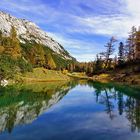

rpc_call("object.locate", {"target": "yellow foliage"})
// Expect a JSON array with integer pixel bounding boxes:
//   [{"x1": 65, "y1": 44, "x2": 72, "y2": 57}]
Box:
[
  {"x1": 4, "y1": 26, "x2": 21, "y2": 59},
  {"x1": 47, "y1": 53, "x2": 56, "y2": 69},
  {"x1": 18, "y1": 68, "x2": 70, "y2": 82},
  {"x1": 99, "y1": 74, "x2": 109, "y2": 78},
  {"x1": 35, "y1": 43, "x2": 45, "y2": 66},
  {"x1": 0, "y1": 46, "x2": 4, "y2": 54},
  {"x1": 62, "y1": 69, "x2": 68, "y2": 74}
]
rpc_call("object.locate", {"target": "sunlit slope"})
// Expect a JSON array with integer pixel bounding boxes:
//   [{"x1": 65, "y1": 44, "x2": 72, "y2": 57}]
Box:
[{"x1": 16, "y1": 68, "x2": 70, "y2": 82}]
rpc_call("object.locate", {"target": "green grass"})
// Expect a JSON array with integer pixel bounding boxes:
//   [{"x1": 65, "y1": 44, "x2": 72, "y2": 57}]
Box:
[
  {"x1": 16, "y1": 68, "x2": 70, "y2": 82},
  {"x1": 21, "y1": 81, "x2": 70, "y2": 93},
  {"x1": 67, "y1": 72, "x2": 88, "y2": 79}
]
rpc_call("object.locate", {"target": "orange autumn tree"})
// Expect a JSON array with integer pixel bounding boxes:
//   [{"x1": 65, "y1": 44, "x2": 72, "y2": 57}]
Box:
[
  {"x1": 46, "y1": 52, "x2": 56, "y2": 70},
  {"x1": 4, "y1": 26, "x2": 21, "y2": 59},
  {"x1": 0, "y1": 30, "x2": 5, "y2": 54}
]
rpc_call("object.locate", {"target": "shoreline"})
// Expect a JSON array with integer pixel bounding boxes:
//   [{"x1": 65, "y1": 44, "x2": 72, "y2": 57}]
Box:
[
  {"x1": 1, "y1": 68, "x2": 71, "y2": 86},
  {"x1": 1, "y1": 69, "x2": 140, "y2": 86},
  {"x1": 68, "y1": 73, "x2": 140, "y2": 85}
]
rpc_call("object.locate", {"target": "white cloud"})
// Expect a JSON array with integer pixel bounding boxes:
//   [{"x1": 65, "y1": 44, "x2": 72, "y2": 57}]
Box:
[
  {"x1": 124, "y1": 0, "x2": 140, "y2": 15},
  {"x1": 74, "y1": 15, "x2": 129, "y2": 37},
  {"x1": 47, "y1": 32, "x2": 82, "y2": 49},
  {"x1": 47, "y1": 32, "x2": 101, "y2": 62},
  {"x1": 72, "y1": 0, "x2": 140, "y2": 38}
]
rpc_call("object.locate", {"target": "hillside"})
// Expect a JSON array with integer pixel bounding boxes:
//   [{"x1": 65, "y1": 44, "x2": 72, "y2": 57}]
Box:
[
  {"x1": 16, "y1": 68, "x2": 70, "y2": 82},
  {"x1": 0, "y1": 11, "x2": 76, "y2": 82},
  {"x1": 0, "y1": 11, "x2": 73, "y2": 60}
]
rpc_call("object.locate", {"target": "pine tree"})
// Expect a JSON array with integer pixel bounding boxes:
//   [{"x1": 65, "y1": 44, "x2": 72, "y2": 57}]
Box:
[
  {"x1": 46, "y1": 52, "x2": 56, "y2": 70},
  {"x1": 0, "y1": 30, "x2": 2, "y2": 45},
  {"x1": 4, "y1": 26, "x2": 21, "y2": 59},
  {"x1": 104, "y1": 37, "x2": 117, "y2": 69},
  {"x1": 118, "y1": 42, "x2": 125, "y2": 65},
  {"x1": 35, "y1": 43, "x2": 45, "y2": 66},
  {"x1": 94, "y1": 54, "x2": 103, "y2": 74},
  {"x1": 134, "y1": 27, "x2": 140, "y2": 59},
  {"x1": 126, "y1": 26, "x2": 136, "y2": 61},
  {"x1": 113, "y1": 55, "x2": 118, "y2": 68},
  {"x1": 0, "y1": 30, "x2": 4, "y2": 54}
]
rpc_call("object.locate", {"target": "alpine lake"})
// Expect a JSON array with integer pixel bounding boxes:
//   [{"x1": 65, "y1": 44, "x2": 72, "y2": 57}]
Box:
[{"x1": 0, "y1": 80, "x2": 140, "y2": 140}]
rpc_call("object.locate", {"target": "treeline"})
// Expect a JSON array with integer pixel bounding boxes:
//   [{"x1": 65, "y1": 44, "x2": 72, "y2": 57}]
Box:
[
  {"x1": 0, "y1": 26, "x2": 33, "y2": 80},
  {"x1": 67, "y1": 26, "x2": 140, "y2": 75},
  {"x1": 0, "y1": 26, "x2": 73, "y2": 80},
  {"x1": 21, "y1": 42, "x2": 73, "y2": 70}
]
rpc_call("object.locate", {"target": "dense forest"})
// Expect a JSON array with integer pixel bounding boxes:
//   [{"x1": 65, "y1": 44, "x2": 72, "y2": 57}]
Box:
[{"x1": 0, "y1": 26, "x2": 74, "y2": 80}]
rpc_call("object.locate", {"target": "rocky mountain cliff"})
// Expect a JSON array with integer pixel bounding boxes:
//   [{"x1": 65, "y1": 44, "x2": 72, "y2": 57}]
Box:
[{"x1": 0, "y1": 11, "x2": 73, "y2": 60}]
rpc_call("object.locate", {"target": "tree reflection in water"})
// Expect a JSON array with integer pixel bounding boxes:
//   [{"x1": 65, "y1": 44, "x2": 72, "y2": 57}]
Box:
[{"x1": 88, "y1": 81, "x2": 140, "y2": 133}]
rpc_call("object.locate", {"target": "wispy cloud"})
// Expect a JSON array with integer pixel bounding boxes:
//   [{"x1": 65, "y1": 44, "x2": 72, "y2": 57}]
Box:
[
  {"x1": 47, "y1": 32, "x2": 101, "y2": 61},
  {"x1": 71, "y1": 0, "x2": 140, "y2": 38}
]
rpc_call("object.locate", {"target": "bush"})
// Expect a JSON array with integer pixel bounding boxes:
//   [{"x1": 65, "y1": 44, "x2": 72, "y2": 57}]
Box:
[
  {"x1": 17, "y1": 58, "x2": 33, "y2": 73},
  {"x1": 0, "y1": 55, "x2": 16, "y2": 80},
  {"x1": 0, "y1": 55, "x2": 33, "y2": 80}
]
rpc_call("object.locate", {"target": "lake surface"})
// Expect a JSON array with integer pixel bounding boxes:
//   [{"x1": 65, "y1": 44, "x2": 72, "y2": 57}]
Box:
[{"x1": 0, "y1": 80, "x2": 140, "y2": 140}]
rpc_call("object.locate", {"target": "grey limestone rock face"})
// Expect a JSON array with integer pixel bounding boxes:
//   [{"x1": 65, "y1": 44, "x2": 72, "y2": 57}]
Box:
[{"x1": 0, "y1": 11, "x2": 73, "y2": 60}]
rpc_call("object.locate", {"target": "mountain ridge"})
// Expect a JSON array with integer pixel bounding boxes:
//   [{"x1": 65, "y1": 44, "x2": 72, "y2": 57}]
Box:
[{"x1": 0, "y1": 11, "x2": 73, "y2": 60}]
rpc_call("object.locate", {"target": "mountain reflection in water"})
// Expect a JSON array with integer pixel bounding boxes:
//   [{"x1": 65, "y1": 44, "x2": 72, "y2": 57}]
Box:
[{"x1": 0, "y1": 81, "x2": 76, "y2": 133}]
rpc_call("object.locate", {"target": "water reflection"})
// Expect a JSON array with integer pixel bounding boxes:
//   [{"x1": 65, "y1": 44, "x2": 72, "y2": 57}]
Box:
[
  {"x1": 0, "y1": 81, "x2": 77, "y2": 133},
  {"x1": 0, "y1": 80, "x2": 140, "y2": 139},
  {"x1": 88, "y1": 81, "x2": 140, "y2": 133}
]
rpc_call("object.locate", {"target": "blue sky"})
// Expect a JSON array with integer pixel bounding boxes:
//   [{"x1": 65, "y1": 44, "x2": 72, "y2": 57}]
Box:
[{"x1": 0, "y1": 0, "x2": 140, "y2": 61}]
